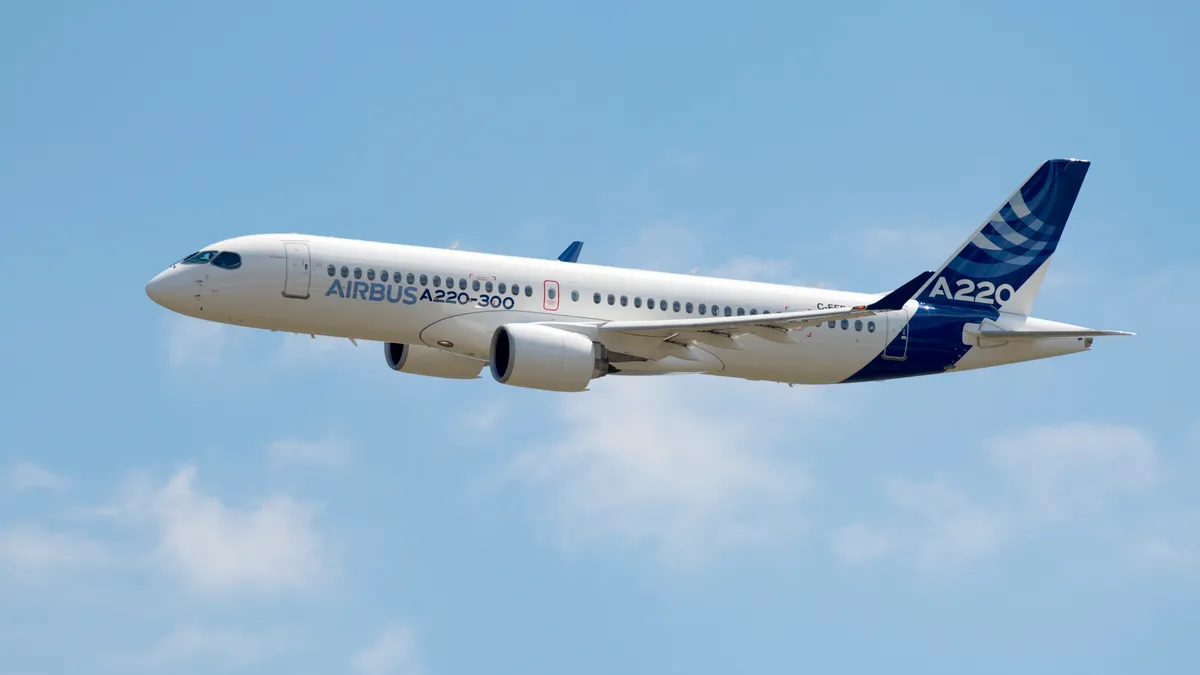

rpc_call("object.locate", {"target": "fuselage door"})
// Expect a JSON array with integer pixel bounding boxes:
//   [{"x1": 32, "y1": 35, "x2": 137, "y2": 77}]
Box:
[
  {"x1": 883, "y1": 309, "x2": 910, "y2": 360},
  {"x1": 283, "y1": 242, "x2": 311, "y2": 299},
  {"x1": 543, "y1": 280, "x2": 560, "y2": 311}
]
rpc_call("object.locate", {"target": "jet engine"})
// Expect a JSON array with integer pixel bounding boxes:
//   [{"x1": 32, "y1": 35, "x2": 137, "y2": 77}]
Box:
[
  {"x1": 489, "y1": 323, "x2": 609, "y2": 392},
  {"x1": 384, "y1": 342, "x2": 485, "y2": 379}
]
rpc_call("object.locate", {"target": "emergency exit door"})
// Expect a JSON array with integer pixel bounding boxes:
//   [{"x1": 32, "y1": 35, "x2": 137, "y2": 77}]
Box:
[{"x1": 543, "y1": 280, "x2": 560, "y2": 311}]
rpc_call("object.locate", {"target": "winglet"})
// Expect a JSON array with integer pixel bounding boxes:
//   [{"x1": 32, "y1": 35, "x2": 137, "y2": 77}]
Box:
[
  {"x1": 867, "y1": 271, "x2": 935, "y2": 311},
  {"x1": 557, "y1": 241, "x2": 584, "y2": 263}
]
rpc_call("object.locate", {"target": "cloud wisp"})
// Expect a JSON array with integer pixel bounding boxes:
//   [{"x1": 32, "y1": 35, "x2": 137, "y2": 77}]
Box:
[
  {"x1": 502, "y1": 376, "x2": 821, "y2": 566},
  {"x1": 353, "y1": 624, "x2": 421, "y2": 675},
  {"x1": 119, "y1": 465, "x2": 331, "y2": 594}
]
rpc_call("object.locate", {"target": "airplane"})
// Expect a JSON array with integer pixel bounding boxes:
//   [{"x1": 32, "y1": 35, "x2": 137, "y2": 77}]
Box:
[{"x1": 145, "y1": 158, "x2": 1132, "y2": 392}]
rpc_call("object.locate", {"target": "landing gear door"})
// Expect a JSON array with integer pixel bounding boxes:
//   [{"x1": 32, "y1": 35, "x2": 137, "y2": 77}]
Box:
[
  {"x1": 883, "y1": 309, "x2": 910, "y2": 360},
  {"x1": 283, "y1": 242, "x2": 311, "y2": 299},
  {"x1": 543, "y1": 280, "x2": 560, "y2": 311}
]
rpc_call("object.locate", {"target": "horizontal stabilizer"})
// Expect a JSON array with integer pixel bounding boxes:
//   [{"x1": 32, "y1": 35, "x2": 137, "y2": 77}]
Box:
[
  {"x1": 868, "y1": 271, "x2": 934, "y2": 311},
  {"x1": 976, "y1": 329, "x2": 1135, "y2": 339}
]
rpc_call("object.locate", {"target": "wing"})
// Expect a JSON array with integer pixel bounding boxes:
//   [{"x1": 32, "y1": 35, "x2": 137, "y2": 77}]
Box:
[
  {"x1": 593, "y1": 271, "x2": 932, "y2": 339},
  {"x1": 543, "y1": 271, "x2": 933, "y2": 362}
]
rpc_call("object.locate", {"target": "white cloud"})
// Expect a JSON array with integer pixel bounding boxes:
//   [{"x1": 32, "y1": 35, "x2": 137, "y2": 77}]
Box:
[
  {"x1": 621, "y1": 220, "x2": 708, "y2": 272},
  {"x1": 120, "y1": 622, "x2": 285, "y2": 670},
  {"x1": 988, "y1": 423, "x2": 1159, "y2": 519},
  {"x1": 706, "y1": 256, "x2": 801, "y2": 285},
  {"x1": 122, "y1": 465, "x2": 330, "y2": 593},
  {"x1": 831, "y1": 523, "x2": 895, "y2": 564},
  {"x1": 0, "y1": 522, "x2": 114, "y2": 575},
  {"x1": 1134, "y1": 538, "x2": 1198, "y2": 570},
  {"x1": 3, "y1": 460, "x2": 68, "y2": 494},
  {"x1": 462, "y1": 400, "x2": 507, "y2": 434},
  {"x1": 272, "y1": 333, "x2": 363, "y2": 366},
  {"x1": 266, "y1": 437, "x2": 348, "y2": 466},
  {"x1": 167, "y1": 315, "x2": 235, "y2": 368},
  {"x1": 503, "y1": 377, "x2": 815, "y2": 565},
  {"x1": 834, "y1": 478, "x2": 1008, "y2": 572},
  {"x1": 854, "y1": 225, "x2": 961, "y2": 265},
  {"x1": 353, "y1": 624, "x2": 421, "y2": 675}
]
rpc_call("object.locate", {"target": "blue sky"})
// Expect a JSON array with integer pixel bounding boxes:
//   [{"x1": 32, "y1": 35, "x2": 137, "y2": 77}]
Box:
[{"x1": 2, "y1": 1, "x2": 1198, "y2": 673}]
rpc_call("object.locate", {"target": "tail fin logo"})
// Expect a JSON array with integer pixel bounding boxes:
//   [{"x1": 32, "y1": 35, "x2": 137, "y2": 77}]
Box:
[
  {"x1": 918, "y1": 159, "x2": 1090, "y2": 310},
  {"x1": 926, "y1": 277, "x2": 1014, "y2": 305}
]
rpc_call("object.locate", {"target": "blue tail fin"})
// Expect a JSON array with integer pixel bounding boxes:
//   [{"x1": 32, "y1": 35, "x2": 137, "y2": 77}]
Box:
[
  {"x1": 557, "y1": 241, "x2": 584, "y2": 263},
  {"x1": 918, "y1": 159, "x2": 1090, "y2": 315}
]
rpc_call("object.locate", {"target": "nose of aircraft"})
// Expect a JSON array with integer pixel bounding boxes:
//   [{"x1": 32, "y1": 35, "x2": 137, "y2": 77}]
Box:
[{"x1": 145, "y1": 267, "x2": 190, "y2": 312}]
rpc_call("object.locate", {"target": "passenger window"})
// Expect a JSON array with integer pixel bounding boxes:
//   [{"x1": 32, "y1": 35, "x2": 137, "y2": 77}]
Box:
[
  {"x1": 381, "y1": 271, "x2": 389, "y2": 282},
  {"x1": 368, "y1": 269, "x2": 376, "y2": 281},
  {"x1": 620, "y1": 295, "x2": 628, "y2": 307},
  {"x1": 594, "y1": 292, "x2": 601, "y2": 304},
  {"x1": 485, "y1": 281, "x2": 494, "y2": 292},
  {"x1": 512, "y1": 284, "x2": 520, "y2": 296},
  {"x1": 634, "y1": 297, "x2": 642, "y2": 308},
  {"x1": 341, "y1": 266, "x2": 350, "y2": 278},
  {"x1": 868, "y1": 321, "x2": 876, "y2": 333},
  {"x1": 737, "y1": 308, "x2": 745, "y2": 316},
  {"x1": 699, "y1": 304, "x2": 707, "y2": 315},
  {"x1": 828, "y1": 321, "x2": 835, "y2": 328},
  {"x1": 525, "y1": 285, "x2": 533, "y2": 297},
  {"x1": 647, "y1": 298, "x2": 654, "y2": 310},
  {"x1": 686, "y1": 302, "x2": 693, "y2": 313},
  {"x1": 354, "y1": 268, "x2": 363, "y2": 280},
  {"x1": 571, "y1": 290, "x2": 579, "y2": 302},
  {"x1": 841, "y1": 319, "x2": 849, "y2": 330},
  {"x1": 407, "y1": 273, "x2": 416, "y2": 284},
  {"x1": 607, "y1": 294, "x2": 615, "y2": 305},
  {"x1": 548, "y1": 287, "x2": 557, "y2": 300},
  {"x1": 672, "y1": 301, "x2": 680, "y2": 312},
  {"x1": 327, "y1": 265, "x2": 336, "y2": 277},
  {"x1": 855, "y1": 320, "x2": 863, "y2": 331},
  {"x1": 473, "y1": 280, "x2": 481, "y2": 291},
  {"x1": 432, "y1": 275, "x2": 440, "y2": 287},
  {"x1": 749, "y1": 309, "x2": 758, "y2": 315},
  {"x1": 446, "y1": 277, "x2": 454, "y2": 288},
  {"x1": 458, "y1": 279, "x2": 466, "y2": 290},
  {"x1": 419, "y1": 274, "x2": 428, "y2": 286},
  {"x1": 498, "y1": 283, "x2": 506, "y2": 294}
]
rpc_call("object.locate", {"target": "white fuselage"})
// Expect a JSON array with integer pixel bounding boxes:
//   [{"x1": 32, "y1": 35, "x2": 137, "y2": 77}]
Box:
[{"x1": 145, "y1": 234, "x2": 1095, "y2": 385}]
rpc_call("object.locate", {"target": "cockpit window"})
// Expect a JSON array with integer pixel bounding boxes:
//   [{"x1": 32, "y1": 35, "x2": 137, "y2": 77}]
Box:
[
  {"x1": 181, "y1": 251, "x2": 219, "y2": 264},
  {"x1": 211, "y1": 251, "x2": 242, "y2": 270}
]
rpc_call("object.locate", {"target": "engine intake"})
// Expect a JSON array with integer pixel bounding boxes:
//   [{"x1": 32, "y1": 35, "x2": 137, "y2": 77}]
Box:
[
  {"x1": 384, "y1": 342, "x2": 485, "y2": 379},
  {"x1": 489, "y1": 324, "x2": 608, "y2": 392}
]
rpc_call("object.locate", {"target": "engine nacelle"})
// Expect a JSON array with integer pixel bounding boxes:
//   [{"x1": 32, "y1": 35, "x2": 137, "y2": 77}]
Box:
[
  {"x1": 489, "y1": 323, "x2": 608, "y2": 392},
  {"x1": 384, "y1": 342, "x2": 485, "y2": 379}
]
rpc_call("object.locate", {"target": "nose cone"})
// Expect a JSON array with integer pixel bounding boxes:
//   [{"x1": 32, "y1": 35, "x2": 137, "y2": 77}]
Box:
[{"x1": 145, "y1": 267, "x2": 191, "y2": 313}]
